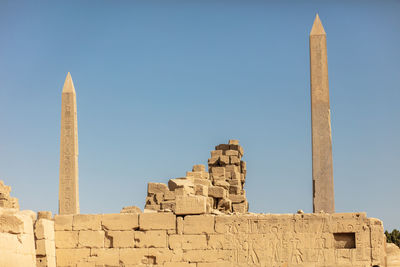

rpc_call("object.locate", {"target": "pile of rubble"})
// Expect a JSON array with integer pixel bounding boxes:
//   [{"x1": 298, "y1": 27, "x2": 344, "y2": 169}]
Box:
[
  {"x1": 0, "y1": 180, "x2": 19, "y2": 209},
  {"x1": 144, "y1": 140, "x2": 248, "y2": 215}
]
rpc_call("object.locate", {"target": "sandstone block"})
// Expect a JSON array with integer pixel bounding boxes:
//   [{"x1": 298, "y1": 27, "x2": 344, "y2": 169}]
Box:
[
  {"x1": 174, "y1": 186, "x2": 194, "y2": 196},
  {"x1": 214, "y1": 180, "x2": 230, "y2": 190},
  {"x1": 207, "y1": 234, "x2": 234, "y2": 250},
  {"x1": 210, "y1": 150, "x2": 223, "y2": 157},
  {"x1": 161, "y1": 200, "x2": 176, "y2": 211},
  {"x1": 168, "y1": 178, "x2": 194, "y2": 191},
  {"x1": 78, "y1": 230, "x2": 105, "y2": 248},
  {"x1": 230, "y1": 156, "x2": 240, "y2": 165},
  {"x1": 76, "y1": 262, "x2": 95, "y2": 267},
  {"x1": 55, "y1": 231, "x2": 78, "y2": 248},
  {"x1": 175, "y1": 195, "x2": 207, "y2": 215},
  {"x1": 36, "y1": 238, "x2": 55, "y2": 257},
  {"x1": 201, "y1": 172, "x2": 210, "y2": 179},
  {"x1": 163, "y1": 190, "x2": 176, "y2": 200},
  {"x1": 73, "y1": 214, "x2": 102, "y2": 230},
  {"x1": 120, "y1": 206, "x2": 142, "y2": 213},
  {"x1": 232, "y1": 201, "x2": 248, "y2": 213},
  {"x1": 225, "y1": 164, "x2": 240, "y2": 173},
  {"x1": 219, "y1": 155, "x2": 229, "y2": 165},
  {"x1": 207, "y1": 157, "x2": 219, "y2": 165},
  {"x1": 194, "y1": 178, "x2": 212, "y2": 187},
  {"x1": 56, "y1": 248, "x2": 90, "y2": 266},
  {"x1": 148, "y1": 182, "x2": 169, "y2": 194},
  {"x1": 192, "y1": 164, "x2": 206, "y2": 172},
  {"x1": 208, "y1": 186, "x2": 227, "y2": 199},
  {"x1": 88, "y1": 248, "x2": 119, "y2": 266},
  {"x1": 35, "y1": 219, "x2": 55, "y2": 240},
  {"x1": 144, "y1": 203, "x2": 160, "y2": 211},
  {"x1": 229, "y1": 185, "x2": 241, "y2": 194},
  {"x1": 169, "y1": 234, "x2": 207, "y2": 250},
  {"x1": 54, "y1": 215, "x2": 73, "y2": 231},
  {"x1": 215, "y1": 144, "x2": 230, "y2": 151},
  {"x1": 195, "y1": 184, "x2": 208, "y2": 196},
  {"x1": 225, "y1": 149, "x2": 239, "y2": 156},
  {"x1": 37, "y1": 211, "x2": 52, "y2": 220},
  {"x1": 135, "y1": 230, "x2": 167, "y2": 248},
  {"x1": 184, "y1": 215, "x2": 214, "y2": 234},
  {"x1": 102, "y1": 213, "x2": 139, "y2": 230},
  {"x1": 186, "y1": 171, "x2": 202, "y2": 179},
  {"x1": 139, "y1": 213, "x2": 176, "y2": 230},
  {"x1": 229, "y1": 193, "x2": 246, "y2": 203},
  {"x1": 228, "y1": 139, "x2": 239, "y2": 145},
  {"x1": 106, "y1": 230, "x2": 134, "y2": 248},
  {"x1": 228, "y1": 178, "x2": 241, "y2": 186}
]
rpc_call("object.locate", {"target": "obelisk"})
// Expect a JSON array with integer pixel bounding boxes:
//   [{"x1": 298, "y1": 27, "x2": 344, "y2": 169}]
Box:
[
  {"x1": 59, "y1": 72, "x2": 80, "y2": 214},
  {"x1": 310, "y1": 14, "x2": 335, "y2": 213}
]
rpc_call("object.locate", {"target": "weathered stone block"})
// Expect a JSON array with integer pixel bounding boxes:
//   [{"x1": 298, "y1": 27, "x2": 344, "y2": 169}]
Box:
[
  {"x1": 55, "y1": 231, "x2": 78, "y2": 248},
  {"x1": 232, "y1": 201, "x2": 248, "y2": 213},
  {"x1": 174, "y1": 186, "x2": 194, "y2": 196},
  {"x1": 102, "y1": 213, "x2": 139, "y2": 230},
  {"x1": 214, "y1": 180, "x2": 230, "y2": 190},
  {"x1": 225, "y1": 149, "x2": 239, "y2": 156},
  {"x1": 169, "y1": 234, "x2": 207, "y2": 249},
  {"x1": 37, "y1": 211, "x2": 52, "y2": 220},
  {"x1": 134, "y1": 230, "x2": 167, "y2": 248},
  {"x1": 105, "y1": 230, "x2": 134, "y2": 248},
  {"x1": 168, "y1": 178, "x2": 194, "y2": 191},
  {"x1": 219, "y1": 155, "x2": 229, "y2": 165},
  {"x1": 139, "y1": 213, "x2": 176, "y2": 230},
  {"x1": 186, "y1": 171, "x2": 202, "y2": 179},
  {"x1": 208, "y1": 157, "x2": 219, "y2": 165},
  {"x1": 192, "y1": 164, "x2": 206, "y2": 172},
  {"x1": 36, "y1": 239, "x2": 55, "y2": 257},
  {"x1": 230, "y1": 156, "x2": 240, "y2": 165},
  {"x1": 195, "y1": 184, "x2": 208, "y2": 196},
  {"x1": 210, "y1": 150, "x2": 223, "y2": 157},
  {"x1": 55, "y1": 248, "x2": 90, "y2": 266},
  {"x1": 183, "y1": 215, "x2": 214, "y2": 234},
  {"x1": 229, "y1": 193, "x2": 246, "y2": 203},
  {"x1": 164, "y1": 190, "x2": 176, "y2": 200},
  {"x1": 175, "y1": 195, "x2": 207, "y2": 215},
  {"x1": 78, "y1": 230, "x2": 105, "y2": 248},
  {"x1": 73, "y1": 214, "x2": 102, "y2": 230},
  {"x1": 120, "y1": 206, "x2": 142, "y2": 213},
  {"x1": 148, "y1": 182, "x2": 168, "y2": 194},
  {"x1": 35, "y1": 219, "x2": 55, "y2": 240},
  {"x1": 215, "y1": 144, "x2": 230, "y2": 151},
  {"x1": 194, "y1": 178, "x2": 212, "y2": 187},
  {"x1": 54, "y1": 215, "x2": 73, "y2": 231},
  {"x1": 164, "y1": 262, "x2": 196, "y2": 267},
  {"x1": 161, "y1": 200, "x2": 176, "y2": 211},
  {"x1": 229, "y1": 185, "x2": 241, "y2": 195},
  {"x1": 88, "y1": 248, "x2": 119, "y2": 266},
  {"x1": 208, "y1": 186, "x2": 227, "y2": 199}
]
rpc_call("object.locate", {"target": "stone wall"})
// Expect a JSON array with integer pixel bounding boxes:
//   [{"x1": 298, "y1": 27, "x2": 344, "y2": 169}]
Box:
[
  {"x1": 0, "y1": 207, "x2": 37, "y2": 267},
  {"x1": 53, "y1": 212, "x2": 386, "y2": 267}
]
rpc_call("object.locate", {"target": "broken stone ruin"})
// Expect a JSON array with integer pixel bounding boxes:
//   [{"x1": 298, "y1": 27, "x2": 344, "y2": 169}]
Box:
[{"x1": 144, "y1": 140, "x2": 248, "y2": 215}]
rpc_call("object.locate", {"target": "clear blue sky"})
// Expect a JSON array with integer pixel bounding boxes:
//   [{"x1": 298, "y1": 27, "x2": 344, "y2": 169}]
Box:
[{"x1": 0, "y1": 1, "x2": 399, "y2": 231}]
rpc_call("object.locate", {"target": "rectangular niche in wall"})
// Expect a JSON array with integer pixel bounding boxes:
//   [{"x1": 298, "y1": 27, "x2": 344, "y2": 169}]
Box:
[{"x1": 333, "y1": 233, "x2": 356, "y2": 249}]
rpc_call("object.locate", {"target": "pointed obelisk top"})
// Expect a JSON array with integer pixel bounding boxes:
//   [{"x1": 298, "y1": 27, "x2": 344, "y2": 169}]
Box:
[
  {"x1": 310, "y1": 14, "x2": 326, "y2": 36},
  {"x1": 62, "y1": 72, "x2": 76, "y2": 93}
]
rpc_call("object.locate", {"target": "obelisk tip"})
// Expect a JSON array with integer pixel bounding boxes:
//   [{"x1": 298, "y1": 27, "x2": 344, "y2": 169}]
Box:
[
  {"x1": 62, "y1": 72, "x2": 76, "y2": 93},
  {"x1": 310, "y1": 13, "x2": 326, "y2": 36}
]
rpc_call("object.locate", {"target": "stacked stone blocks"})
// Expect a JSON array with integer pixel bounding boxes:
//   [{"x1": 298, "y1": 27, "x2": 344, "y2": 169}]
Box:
[{"x1": 144, "y1": 140, "x2": 248, "y2": 215}]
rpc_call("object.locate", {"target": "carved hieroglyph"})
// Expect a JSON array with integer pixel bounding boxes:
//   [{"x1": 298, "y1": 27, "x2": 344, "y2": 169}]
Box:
[
  {"x1": 310, "y1": 14, "x2": 335, "y2": 213},
  {"x1": 59, "y1": 73, "x2": 80, "y2": 215}
]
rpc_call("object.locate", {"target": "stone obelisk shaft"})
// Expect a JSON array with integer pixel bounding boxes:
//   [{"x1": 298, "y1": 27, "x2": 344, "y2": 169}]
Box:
[
  {"x1": 310, "y1": 15, "x2": 335, "y2": 213},
  {"x1": 59, "y1": 72, "x2": 80, "y2": 214}
]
